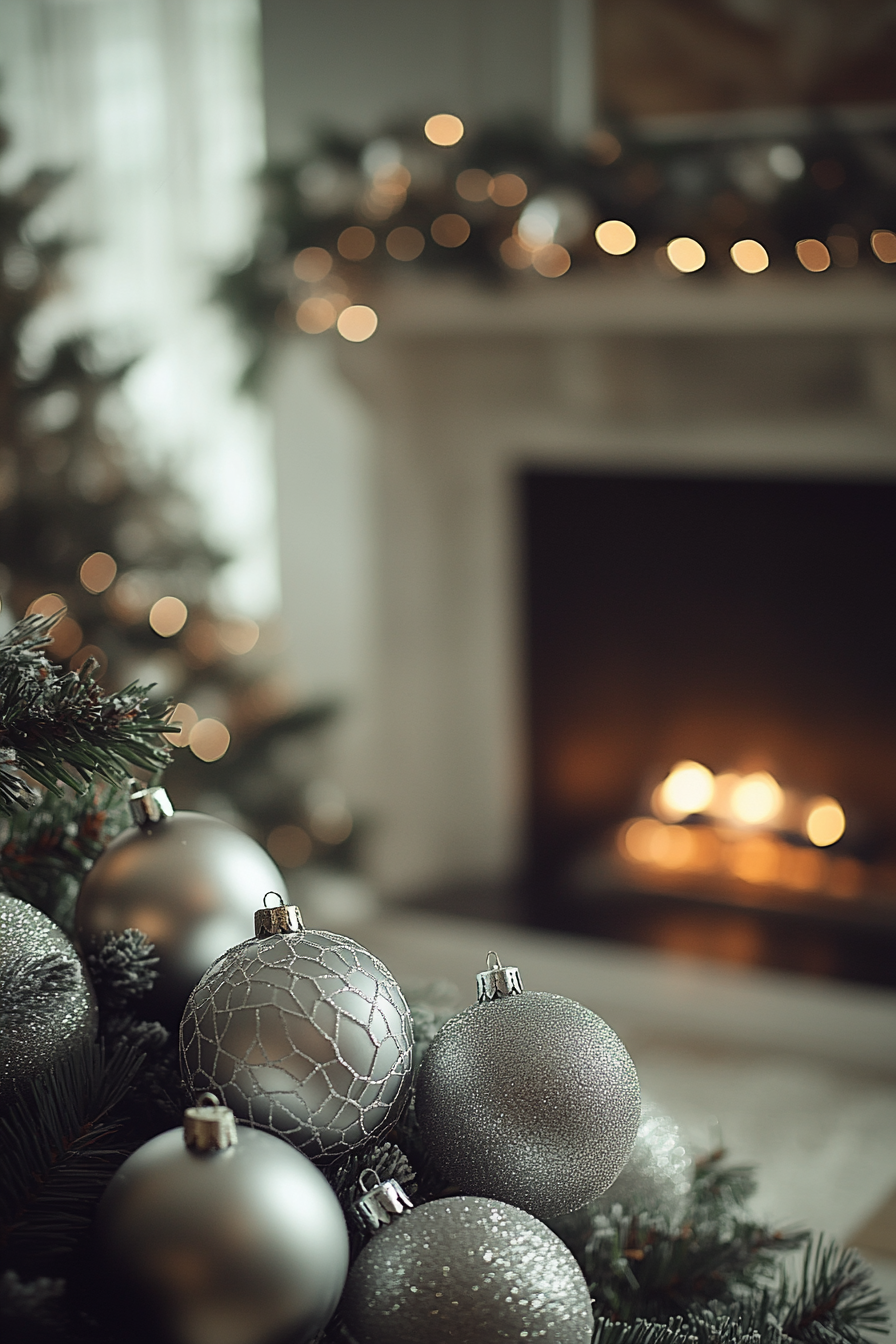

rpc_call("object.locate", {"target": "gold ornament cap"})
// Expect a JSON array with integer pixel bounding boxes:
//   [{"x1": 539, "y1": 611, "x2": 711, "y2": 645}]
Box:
[
  {"x1": 476, "y1": 950, "x2": 524, "y2": 1003},
  {"x1": 129, "y1": 784, "x2": 174, "y2": 827},
  {"x1": 352, "y1": 1169, "x2": 414, "y2": 1232},
  {"x1": 254, "y1": 891, "x2": 305, "y2": 938},
  {"x1": 184, "y1": 1093, "x2": 238, "y2": 1151}
]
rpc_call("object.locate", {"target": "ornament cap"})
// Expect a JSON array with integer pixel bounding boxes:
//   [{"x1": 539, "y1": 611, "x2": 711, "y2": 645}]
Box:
[
  {"x1": 476, "y1": 950, "x2": 524, "y2": 1003},
  {"x1": 129, "y1": 784, "x2": 174, "y2": 827},
  {"x1": 184, "y1": 1092, "x2": 238, "y2": 1151},
  {"x1": 254, "y1": 891, "x2": 305, "y2": 938},
  {"x1": 352, "y1": 1169, "x2": 414, "y2": 1232}
]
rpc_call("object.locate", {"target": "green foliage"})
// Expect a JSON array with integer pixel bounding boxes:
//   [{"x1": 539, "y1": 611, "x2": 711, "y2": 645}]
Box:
[{"x1": 0, "y1": 612, "x2": 170, "y2": 817}]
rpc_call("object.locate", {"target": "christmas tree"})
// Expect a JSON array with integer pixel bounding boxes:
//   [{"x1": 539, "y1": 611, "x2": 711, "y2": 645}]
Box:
[{"x1": 0, "y1": 122, "x2": 355, "y2": 886}]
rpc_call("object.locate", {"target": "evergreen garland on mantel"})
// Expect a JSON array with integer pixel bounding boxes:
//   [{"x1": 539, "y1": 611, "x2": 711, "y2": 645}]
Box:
[{"x1": 0, "y1": 613, "x2": 889, "y2": 1344}]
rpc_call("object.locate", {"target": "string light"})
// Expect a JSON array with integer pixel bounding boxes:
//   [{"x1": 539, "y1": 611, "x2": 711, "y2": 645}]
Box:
[
  {"x1": 488, "y1": 173, "x2": 527, "y2": 207},
  {"x1": 729, "y1": 772, "x2": 783, "y2": 825},
  {"x1": 532, "y1": 244, "x2": 571, "y2": 277},
  {"x1": 26, "y1": 592, "x2": 65, "y2": 618},
  {"x1": 871, "y1": 229, "x2": 896, "y2": 263},
  {"x1": 666, "y1": 237, "x2": 706, "y2": 273},
  {"x1": 730, "y1": 239, "x2": 769, "y2": 273},
  {"x1": 336, "y1": 305, "x2": 378, "y2": 342},
  {"x1": 79, "y1": 551, "x2": 117, "y2": 593},
  {"x1": 189, "y1": 718, "x2": 231, "y2": 762},
  {"x1": 149, "y1": 596, "x2": 188, "y2": 637},
  {"x1": 657, "y1": 761, "x2": 714, "y2": 818},
  {"x1": 163, "y1": 702, "x2": 199, "y2": 746},
  {"x1": 386, "y1": 226, "x2": 425, "y2": 261},
  {"x1": 795, "y1": 239, "x2": 830, "y2": 272},
  {"x1": 424, "y1": 114, "x2": 464, "y2": 146},
  {"x1": 595, "y1": 220, "x2": 636, "y2": 255},
  {"x1": 805, "y1": 797, "x2": 846, "y2": 847},
  {"x1": 455, "y1": 169, "x2": 491, "y2": 201},
  {"x1": 337, "y1": 226, "x2": 376, "y2": 260},
  {"x1": 218, "y1": 618, "x2": 260, "y2": 655},
  {"x1": 296, "y1": 297, "x2": 336, "y2": 333},
  {"x1": 293, "y1": 247, "x2": 332, "y2": 282},
  {"x1": 431, "y1": 213, "x2": 470, "y2": 248}
]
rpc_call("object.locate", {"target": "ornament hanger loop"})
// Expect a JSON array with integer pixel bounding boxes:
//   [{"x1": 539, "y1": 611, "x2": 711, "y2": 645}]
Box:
[
  {"x1": 358, "y1": 1168, "x2": 381, "y2": 1194},
  {"x1": 352, "y1": 1170, "x2": 413, "y2": 1231},
  {"x1": 486, "y1": 950, "x2": 503, "y2": 970},
  {"x1": 197, "y1": 1091, "x2": 222, "y2": 1109},
  {"x1": 476, "y1": 951, "x2": 524, "y2": 1003},
  {"x1": 254, "y1": 894, "x2": 305, "y2": 938},
  {"x1": 184, "y1": 1093, "x2": 238, "y2": 1151}
]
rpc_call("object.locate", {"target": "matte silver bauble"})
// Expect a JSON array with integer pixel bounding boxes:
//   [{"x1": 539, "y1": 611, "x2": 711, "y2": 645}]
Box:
[
  {"x1": 414, "y1": 954, "x2": 640, "y2": 1220},
  {"x1": 341, "y1": 1194, "x2": 594, "y2": 1344},
  {"x1": 75, "y1": 790, "x2": 284, "y2": 1029},
  {"x1": 0, "y1": 893, "x2": 97, "y2": 1104},
  {"x1": 179, "y1": 899, "x2": 414, "y2": 1159},
  {"x1": 96, "y1": 1096, "x2": 349, "y2": 1344}
]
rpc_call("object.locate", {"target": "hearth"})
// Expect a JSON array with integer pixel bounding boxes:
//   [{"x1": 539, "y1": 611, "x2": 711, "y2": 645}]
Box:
[{"x1": 522, "y1": 470, "x2": 896, "y2": 985}]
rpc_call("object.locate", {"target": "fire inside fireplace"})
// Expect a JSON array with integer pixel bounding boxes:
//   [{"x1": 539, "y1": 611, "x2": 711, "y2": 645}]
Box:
[{"x1": 522, "y1": 470, "x2": 896, "y2": 986}]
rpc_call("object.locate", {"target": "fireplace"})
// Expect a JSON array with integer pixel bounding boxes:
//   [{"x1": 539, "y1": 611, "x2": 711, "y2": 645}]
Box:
[{"x1": 523, "y1": 470, "x2": 896, "y2": 984}]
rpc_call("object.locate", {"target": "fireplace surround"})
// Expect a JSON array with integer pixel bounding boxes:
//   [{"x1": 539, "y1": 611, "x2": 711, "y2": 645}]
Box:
[{"x1": 269, "y1": 268, "x2": 896, "y2": 977}]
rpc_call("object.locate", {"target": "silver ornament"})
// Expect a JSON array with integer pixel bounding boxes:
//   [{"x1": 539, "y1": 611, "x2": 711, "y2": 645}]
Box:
[
  {"x1": 0, "y1": 893, "x2": 97, "y2": 1104},
  {"x1": 179, "y1": 896, "x2": 414, "y2": 1159},
  {"x1": 75, "y1": 787, "x2": 284, "y2": 1029},
  {"x1": 97, "y1": 1094, "x2": 349, "y2": 1344},
  {"x1": 415, "y1": 952, "x2": 640, "y2": 1221},
  {"x1": 594, "y1": 1099, "x2": 693, "y2": 1224},
  {"x1": 340, "y1": 1180, "x2": 594, "y2": 1344}
]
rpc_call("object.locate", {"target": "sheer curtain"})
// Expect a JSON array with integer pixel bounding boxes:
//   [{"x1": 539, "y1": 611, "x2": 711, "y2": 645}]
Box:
[{"x1": 0, "y1": 0, "x2": 276, "y2": 615}]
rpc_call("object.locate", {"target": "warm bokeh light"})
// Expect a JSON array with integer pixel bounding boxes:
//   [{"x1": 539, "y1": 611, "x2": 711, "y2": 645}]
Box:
[
  {"x1": 69, "y1": 645, "x2": 108, "y2": 678},
  {"x1": 595, "y1": 220, "x2": 636, "y2": 255},
  {"x1": 105, "y1": 572, "x2": 154, "y2": 623},
  {"x1": 805, "y1": 796, "x2": 846, "y2": 847},
  {"x1": 296, "y1": 297, "x2": 336, "y2": 333},
  {"x1": 182, "y1": 617, "x2": 222, "y2": 665},
  {"x1": 79, "y1": 551, "x2": 117, "y2": 593},
  {"x1": 620, "y1": 817, "x2": 695, "y2": 870},
  {"x1": 26, "y1": 592, "x2": 65, "y2": 618},
  {"x1": 871, "y1": 229, "x2": 896, "y2": 263},
  {"x1": 795, "y1": 239, "x2": 831, "y2": 272},
  {"x1": 532, "y1": 244, "x2": 571, "y2": 277},
  {"x1": 386, "y1": 226, "x2": 425, "y2": 261},
  {"x1": 730, "y1": 239, "x2": 769, "y2": 273},
  {"x1": 431, "y1": 213, "x2": 471, "y2": 248},
  {"x1": 48, "y1": 616, "x2": 82, "y2": 659},
  {"x1": 338, "y1": 226, "x2": 376, "y2": 260},
  {"x1": 730, "y1": 771, "x2": 783, "y2": 825},
  {"x1": 727, "y1": 834, "x2": 779, "y2": 884},
  {"x1": 455, "y1": 169, "x2": 492, "y2": 202},
  {"x1": 587, "y1": 129, "x2": 622, "y2": 165},
  {"x1": 666, "y1": 236, "x2": 706, "y2": 273},
  {"x1": 218, "y1": 618, "x2": 260, "y2": 656},
  {"x1": 488, "y1": 173, "x2": 527, "y2": 207},
  {"x1": 337, "y1": 305, "x2": 378, "y2": 342},
  {"x1": 659, "y1": 760, "x2": 714, "y2": 817},
  {"x1": 267, "y1": 824, "x2": 312, "y2": 868},
  {"x1": 827, "y1": 232, "x2": 858, "y2": 267},
  {"x1": 293, "y1": 247, "x2": 332, "y2": 282},
  {"x1": 499, "y1": 235, "x2": 532, "y2": 269},
  {"x1": 189, "y1": 718, "x2": 231, "y2": 762},
  {"x1": 424, "y1": 113, "x2": 464, "y2": 146},
  {"x1": 163, "y1": 701, "x2": 199, "y2": 746},
  {"x1": 149, "y1": 596, "x2": 188, "y2": 637}
]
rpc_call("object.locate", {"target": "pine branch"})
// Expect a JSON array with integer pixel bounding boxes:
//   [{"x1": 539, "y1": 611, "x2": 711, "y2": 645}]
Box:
[
  {"x1": 0, "y1": 613, "x2": 171, "y2": 817},
  {"x1": 777, "y1": 1238, "x2": 890, "y2": 1344},
  {"x1": 0, "y1": 782, "x2": 131, "y2": 931},
  {"x1": 0, "y1": 1040, "x2": 143, "y2": 1268},
  {"x1": 84, "y1": 929, "x2": 159, "y2": 1017}
]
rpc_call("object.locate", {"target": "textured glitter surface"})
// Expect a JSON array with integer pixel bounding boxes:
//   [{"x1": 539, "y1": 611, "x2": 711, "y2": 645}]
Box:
[
  {"x1": 415, "y1": 991, "x2": 640, "y2": 1220},
  {"x1": 341, "y1": 1196, "x2": 594, "y2": 1343},
  {"x1": 180, "y1": 929, "x2": 414, "y2": 1158},
  {"x1": 0, "y1": 893, "x2": 97, "y2": 1103},
  {"x1": 594, "y1": 1099, "x2": 693, "y2": 1223}
]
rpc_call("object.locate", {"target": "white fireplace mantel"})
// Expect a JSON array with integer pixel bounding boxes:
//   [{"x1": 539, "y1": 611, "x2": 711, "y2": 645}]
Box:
[{"x1": 269, "y1": 272, "x2": 896, "y2": 895}]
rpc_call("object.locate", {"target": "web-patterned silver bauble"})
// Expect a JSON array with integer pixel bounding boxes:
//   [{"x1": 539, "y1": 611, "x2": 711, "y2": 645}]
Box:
[
  {"x1": 180, "y1": 916, "x2": 414, "y2": 1160},
  {"x1": 0, "y1": 893, "x2": 97, "y2": 1105},
  {"x1": 415, "y1": 964, "x2": 640, "y2": 1221},
  {"x1": 340, "y1": 1195, "x2": 594, "y2": 1344},
  {"x1": 594, "y1": 1099, "x2": 693, "y2": 1224}
]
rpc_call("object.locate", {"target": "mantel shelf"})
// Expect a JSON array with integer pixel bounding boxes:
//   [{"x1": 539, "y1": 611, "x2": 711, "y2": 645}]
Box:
[{"x1": 363, "y1": 271, "x2": 896, "y2": 339}]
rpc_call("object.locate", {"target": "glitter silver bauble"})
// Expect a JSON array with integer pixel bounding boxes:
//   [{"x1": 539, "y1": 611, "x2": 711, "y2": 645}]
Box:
[
  {"x1": 594, "y1": 1099, "x2": 693, "y2": 1224},
  {"x1": 341, "y1": 1192, "x2": 594, "y2": 1344},
  {"x1": 97, "y1": 1095, "x2": 349, "y2": 1344},
  {"x1": 415, "y1": 952, "x2": 640, "y2": 1220},
  {"x1": 179, "y1": 896, "x2": 414, "y2": 1159},
  {"x1": 75, "y1": 787, "x2": 284, "y2": 1029},
  {"x1": 0, "y1": 893, "x2": 97, "y2": 1105}
]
